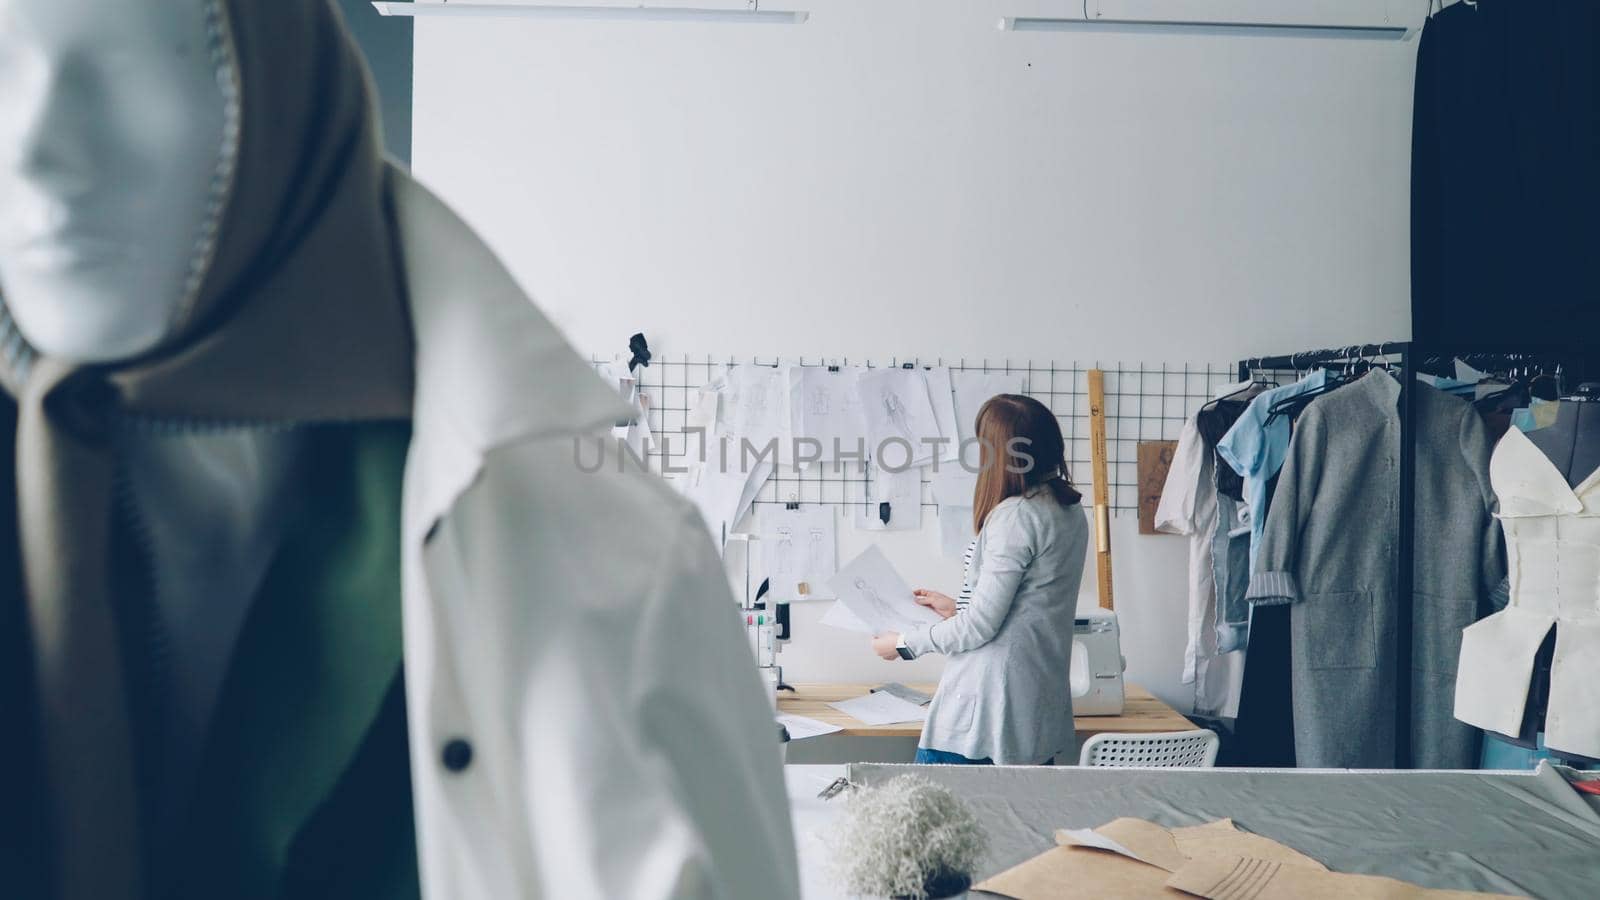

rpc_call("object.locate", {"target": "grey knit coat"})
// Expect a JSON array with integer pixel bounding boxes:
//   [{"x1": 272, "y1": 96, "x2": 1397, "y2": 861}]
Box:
[{"x1": 1247, "y1": 373, "x2": 1504, "y2": 769}]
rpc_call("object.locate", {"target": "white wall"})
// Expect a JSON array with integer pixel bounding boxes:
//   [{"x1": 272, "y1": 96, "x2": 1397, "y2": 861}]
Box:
[{"x1": 411, "y1": 1, "x2": 1419, "y2": 714}]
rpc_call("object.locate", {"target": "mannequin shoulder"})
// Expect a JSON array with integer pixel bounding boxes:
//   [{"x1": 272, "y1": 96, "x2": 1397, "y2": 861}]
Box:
[
  {"x1": 455, "y1": 433, "x2": 711, "y2": 600},
  {"x1": 478, "y1": 432, "x2": 695, "y2": 530}
]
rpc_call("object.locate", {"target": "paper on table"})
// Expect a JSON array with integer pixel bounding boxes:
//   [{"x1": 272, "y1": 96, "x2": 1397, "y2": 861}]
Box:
[
  {"x1": 777, "y1": 714, "x2": 843, "y2": 741},
  {"x1": 789, "y1": 366, "x2": 869, "y2": 465},
  {"x1": 872, "y1": 682, "x2": 933, "y2": 706},
  {"x1": 1056, "y1": 818, "x2": 1324, "y2": 877},
  {"x1": 974, "y1": 842, "x2": 1168, "y2": 900},
  {"x1": 1171, "y1": 819, "x2": 1325, "y2": 872},
  {"x1": 979, "y1": 817, "x2": 1460, "y2": 900},
  {"x1": 829, "y1": 691, "x2": 929, "y2": 726},
  {"x1": 825, "y1": 546, "x2": 942, "y2": 635},
  {"x1": 1058, "y1": 819, "x2": 1188, "y2": 873},
  {"x1": 858, "y1": 368, "x2": 942, "y2": 467},
  {"x1": 1055, "y1": 823, "x2": 1175, "y2": 873},
  {"x1": 818, "y1": 600, "x2": 873, "y2": 634},
  {"x1": 855, "y1": 462, "x2": 924, "y2": 531},
  {"x1": 760, "y1": 505, "x2": 837, "y2": 601},
  {"x1": 1166, "y1": 856, "x2": 1520, "y2": 900}
]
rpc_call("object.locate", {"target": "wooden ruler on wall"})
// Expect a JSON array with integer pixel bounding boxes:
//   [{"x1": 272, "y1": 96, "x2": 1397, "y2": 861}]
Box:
[{"x1": 1087, "y1": 369, "x2": 1114, "y2": 610}]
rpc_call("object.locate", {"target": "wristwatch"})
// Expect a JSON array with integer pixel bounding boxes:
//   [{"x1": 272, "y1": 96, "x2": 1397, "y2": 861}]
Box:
[{"x1": 895, "y1": 636, "x2": 915, "y2": 661}]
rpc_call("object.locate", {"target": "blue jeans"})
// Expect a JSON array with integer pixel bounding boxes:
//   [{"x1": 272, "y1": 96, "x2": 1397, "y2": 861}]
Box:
[
  {"x1": 914, "y1": 748, "x2": 1056, "y2": 765},
  {"x1": 915, "y1": 748, "x2": 993, "y2": 765}
]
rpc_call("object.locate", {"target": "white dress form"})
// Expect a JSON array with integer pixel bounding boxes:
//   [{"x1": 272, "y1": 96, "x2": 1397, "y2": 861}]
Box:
[{"x1": 1455, "y1": 398, "x2": 1600, "y2": 762}]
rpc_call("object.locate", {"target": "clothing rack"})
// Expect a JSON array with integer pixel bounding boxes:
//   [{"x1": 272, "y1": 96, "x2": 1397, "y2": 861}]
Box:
[{"x1": 1237, "y1": 342, "x2": 1585, "y2": 768}]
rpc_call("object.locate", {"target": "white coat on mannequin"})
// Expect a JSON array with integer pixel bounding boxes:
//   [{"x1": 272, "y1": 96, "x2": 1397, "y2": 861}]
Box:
[{"x1": 394, "y1": 171, "x2": 799, "y2": 899}]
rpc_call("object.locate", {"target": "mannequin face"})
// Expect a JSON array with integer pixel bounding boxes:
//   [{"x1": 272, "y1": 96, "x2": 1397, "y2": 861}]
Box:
[{"x1": 0, "y1": 0, "x2": 226, "y2": 363}]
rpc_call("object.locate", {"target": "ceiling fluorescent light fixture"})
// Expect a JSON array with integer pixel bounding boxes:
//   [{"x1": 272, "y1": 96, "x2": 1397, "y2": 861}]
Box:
[
  {"x1": 999, "y1": 16, "x2": 1412, "y2": 41},
  {"x1": 373, "y1": 2, "x2": 808, "y2": 24}
]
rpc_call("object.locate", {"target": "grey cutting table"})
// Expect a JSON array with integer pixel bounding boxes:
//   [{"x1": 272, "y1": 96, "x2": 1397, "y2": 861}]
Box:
[{"x1": 785, "y1": 764, "x2": 1600, "y2": 899}]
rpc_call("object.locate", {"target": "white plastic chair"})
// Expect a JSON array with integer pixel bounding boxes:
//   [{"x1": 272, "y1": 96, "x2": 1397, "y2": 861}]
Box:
[{"x1": 1078, "y1": 729, "x2": 1220, "y2": 768}]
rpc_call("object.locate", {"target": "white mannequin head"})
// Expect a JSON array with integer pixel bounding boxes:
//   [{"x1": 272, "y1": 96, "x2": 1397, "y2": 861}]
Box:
[{"x1": 0, "y1": 0, "x2": 227, "y2": 364}]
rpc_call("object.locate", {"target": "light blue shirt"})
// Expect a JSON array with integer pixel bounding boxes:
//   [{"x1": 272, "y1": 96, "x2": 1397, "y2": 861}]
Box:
[
  {"x1": 1215, "y1": 369, "x2": 1328, "y2": 570},
  {"x1": 1511, "y1": 398, "x2": 1556, "y2": 433}
]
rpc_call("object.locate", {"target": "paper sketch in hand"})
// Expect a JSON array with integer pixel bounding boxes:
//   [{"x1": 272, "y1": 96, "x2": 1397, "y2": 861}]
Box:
[
  {"x1": 788, "y1": 366, "x2": 868, "y2": 465},
  {"x1": 819, "y1": 599, "x2": 873, "y2": 634},
  {"x1": 825, "y1": 545, "x2": 941, "y2": 635},
  {"x1": 716, "y1": 364, "x2": 792, "y2": 463},
  {"x1": 924, "y1": 367, "x2": 960, "y2": 462},
  {"x1": 856, "y1": 461, "x2": 924, "y2": 531},
  {"x1": 951, "y1": 370, "x2": 1026, "y2": 446},
  {"x1": 857, "y1": 369, "x2": 942, "y2": 467},
  {"x1": 760, "y1": 505, "x2": 837, "y2": 601}
]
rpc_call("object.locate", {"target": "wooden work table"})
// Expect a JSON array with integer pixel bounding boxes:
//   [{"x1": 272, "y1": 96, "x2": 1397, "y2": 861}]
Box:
[{"x1": 778, "y1": 682, "x2": 1193, "y2": 741}]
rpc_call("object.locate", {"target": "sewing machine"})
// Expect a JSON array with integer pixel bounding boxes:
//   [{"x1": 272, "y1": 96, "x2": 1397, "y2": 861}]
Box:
[{"x1": 1071, "y1": 609, "x2": 1126, "y2": 716}]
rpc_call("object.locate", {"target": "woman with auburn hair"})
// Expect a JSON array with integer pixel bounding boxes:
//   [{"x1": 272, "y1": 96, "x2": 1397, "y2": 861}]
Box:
[{"x1": 870, "y1": 394, "x2": 1088, "y2": 765}]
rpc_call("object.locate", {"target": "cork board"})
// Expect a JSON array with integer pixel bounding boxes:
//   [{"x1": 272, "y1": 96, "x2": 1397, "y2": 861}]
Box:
[{"x1": 1137, "y1": 441, "x2": 1178, "y2": 535}]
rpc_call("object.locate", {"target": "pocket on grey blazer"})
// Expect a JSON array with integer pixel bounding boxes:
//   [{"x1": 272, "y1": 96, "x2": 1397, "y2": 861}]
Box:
[
  {"x1": 946, "y1": 693, "x2": 977, "y2": 732},
  {"x1": 1300, "y1": 591, "x2": 1377, "y2": 670}
]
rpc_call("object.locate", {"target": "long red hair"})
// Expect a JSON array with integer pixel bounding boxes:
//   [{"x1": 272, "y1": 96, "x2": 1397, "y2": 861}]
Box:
[{"x1": 971, "y1": 394, "x2": 1081, "y2": 532}]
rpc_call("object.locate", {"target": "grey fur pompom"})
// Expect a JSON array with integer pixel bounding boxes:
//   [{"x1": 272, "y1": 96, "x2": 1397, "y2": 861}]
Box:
[{"x1": 826, "y1": 775, "x2": 989, "y2": 899}]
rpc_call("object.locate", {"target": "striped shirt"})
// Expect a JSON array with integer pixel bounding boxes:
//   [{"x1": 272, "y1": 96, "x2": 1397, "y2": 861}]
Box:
[{"x1": 957, "y1": 538, "x2": 977, "y2": 610}]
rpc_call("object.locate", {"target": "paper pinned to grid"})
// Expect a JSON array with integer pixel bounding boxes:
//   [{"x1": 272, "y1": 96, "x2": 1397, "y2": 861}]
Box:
[{"x1": 825, "y1": 545, "x2": 942, "y2": 634}]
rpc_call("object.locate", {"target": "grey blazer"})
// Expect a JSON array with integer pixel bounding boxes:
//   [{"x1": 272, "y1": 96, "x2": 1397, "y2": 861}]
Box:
[
  {"x1": 903, "y1": 490, "x2": 1088, "y2": 765},
  {"x1": 1247, "y1": 373, "x2": 1503, "y2": 769}
]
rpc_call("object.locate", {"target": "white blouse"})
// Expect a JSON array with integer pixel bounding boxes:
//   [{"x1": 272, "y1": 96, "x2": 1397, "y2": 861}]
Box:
[{"x1": 1455, "y1": 426, "x2": 1600, "y2": 758}]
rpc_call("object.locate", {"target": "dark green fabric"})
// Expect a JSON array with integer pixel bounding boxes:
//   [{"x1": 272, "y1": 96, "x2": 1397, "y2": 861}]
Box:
[
  {"x1": 172, "y1": 422, "x2": 417, "y2": 899},
  {"x1": 4, "y1": 420, "x2": 420, "y2": 899}
]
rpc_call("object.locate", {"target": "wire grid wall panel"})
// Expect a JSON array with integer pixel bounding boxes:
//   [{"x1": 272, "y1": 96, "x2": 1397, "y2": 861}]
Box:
[{"x1": 593, "y1": 355, "x2": 1235, "y2": 515}]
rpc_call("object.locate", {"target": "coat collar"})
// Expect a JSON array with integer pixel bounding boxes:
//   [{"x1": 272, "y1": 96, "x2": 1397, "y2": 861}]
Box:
[
  {"x1": 387, "y1": 167, "x2": 633, "y2": 539},
  {"x1": 1354, "y1": 367, "x2": 1402, "y2": 412}
]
